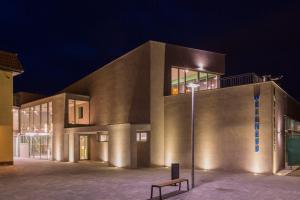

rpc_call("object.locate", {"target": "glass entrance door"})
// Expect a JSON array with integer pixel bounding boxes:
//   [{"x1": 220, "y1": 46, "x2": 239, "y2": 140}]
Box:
[{"x1": 79, "y1": 135, "x2": 89, "y2": 160}]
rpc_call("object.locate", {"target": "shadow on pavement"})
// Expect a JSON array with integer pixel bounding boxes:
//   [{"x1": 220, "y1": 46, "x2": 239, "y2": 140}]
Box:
[{"x1": 148, "y1": 190, "x2": 188, "y2": 200}]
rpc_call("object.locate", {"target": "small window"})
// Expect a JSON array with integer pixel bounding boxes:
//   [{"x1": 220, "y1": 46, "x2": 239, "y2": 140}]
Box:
[
  {"x1": 78, "y1": 107, "x2": 84, "y2": 119},
  {"x1": 98, "y1": 133, "x2": 109, "y2": 142},
  {"x1": 136, "y1": 132, "x2": 148, "y2": 142}
]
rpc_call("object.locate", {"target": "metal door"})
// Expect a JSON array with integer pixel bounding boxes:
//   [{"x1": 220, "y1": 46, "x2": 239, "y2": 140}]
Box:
[{"x1": 287, "y1": 134, "x2": 300, "y2": 165}]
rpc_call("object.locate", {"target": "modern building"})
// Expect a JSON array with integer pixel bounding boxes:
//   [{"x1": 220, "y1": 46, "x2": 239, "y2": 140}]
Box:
[
  {"x1": 0, "y1": 50, "x2": 23, "y2": 165},
  {"x1": 13, "y1": 41, "x2": 300, "y2": 174}
]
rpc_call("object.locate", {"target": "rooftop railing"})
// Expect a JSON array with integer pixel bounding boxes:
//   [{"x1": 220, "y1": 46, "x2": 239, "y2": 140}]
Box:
[{"x1": 220, "y1": 73, "x2": 262, "y2": 88}]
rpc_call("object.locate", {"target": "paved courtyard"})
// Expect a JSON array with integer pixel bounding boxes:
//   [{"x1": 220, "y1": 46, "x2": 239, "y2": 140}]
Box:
[{"x1": 0, "y1": 159, "x2": 300, "y2": 200}]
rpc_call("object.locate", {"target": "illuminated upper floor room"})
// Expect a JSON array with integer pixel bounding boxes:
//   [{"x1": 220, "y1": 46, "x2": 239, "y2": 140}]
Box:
[
  {"x1": 171, "y1": 67, "x2": 220, "y2": 95},
  {"x1": 13, "y1": 93, "x2": 91, "y2": 134},
  {"x1": 163, "y1": 42, "x2": 225, "y2": 96}
]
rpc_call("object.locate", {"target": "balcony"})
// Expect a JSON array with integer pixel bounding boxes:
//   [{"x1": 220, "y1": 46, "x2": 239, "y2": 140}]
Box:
[{"x1": 220, "y1": 73, "x2": 262, "y2": 88}]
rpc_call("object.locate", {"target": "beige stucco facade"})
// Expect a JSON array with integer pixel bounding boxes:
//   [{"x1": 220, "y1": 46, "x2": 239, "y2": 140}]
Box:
[
  {"x1": 150, "y1": 42, "x2": 166, "y2": 166},
  {"x1": 0, "y1": 70, "x2": 14, "y2": 165},
  {"x1": 165, "y1": 82, "x2": 273, "y2": 173},
  {"x1": 0, "y1": 51, "x2": 23, "y2": 165}
]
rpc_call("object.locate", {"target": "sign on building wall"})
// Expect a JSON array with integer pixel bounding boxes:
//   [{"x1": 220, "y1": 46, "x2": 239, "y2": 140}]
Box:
[{"x1": 254, "y1": 86, "x2": 260, "y2": 152}]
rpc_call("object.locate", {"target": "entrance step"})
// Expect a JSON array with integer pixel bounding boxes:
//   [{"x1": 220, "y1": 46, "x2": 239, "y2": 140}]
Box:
[{"x1": 276, "y1": 169, "x2": 293, "y2": 176}]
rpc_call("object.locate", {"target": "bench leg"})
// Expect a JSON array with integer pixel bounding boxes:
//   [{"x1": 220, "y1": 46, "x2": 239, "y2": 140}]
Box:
[
  {"x1": 187, "y1": 180, "x2": 190, "y2": 191},
  {"x1": 159, "y1": 187, "x2": 162, "y2": 200},
  {"x1": 151, "y1": 186, "x2": 153, "y2": 199},
  {"x1": 179, "y1": 182, "x2": 181, "y2": 191}
]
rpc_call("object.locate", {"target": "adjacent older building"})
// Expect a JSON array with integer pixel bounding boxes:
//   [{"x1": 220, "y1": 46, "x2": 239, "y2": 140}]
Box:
[
  {"x1": 13, "y1": 41, "x2": 300, "y2": 174},
  {"x1": 0, "y1": 51, "x2": 23, "y2": 165}
]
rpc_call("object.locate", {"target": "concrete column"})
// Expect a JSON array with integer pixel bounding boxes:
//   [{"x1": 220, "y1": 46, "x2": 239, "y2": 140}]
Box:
[
  {"x1": 68, "y1": 133, "x2": 75, "y2": 162},
  {"x1": 98, "y1": 137, "x2": 109, "y2": 162},
  {"x1": 108, "y1": 124, "x2": 131, "y2": 167},
  {"x1": 52, "y1": 95, "x2": 66, "y2": 161}
]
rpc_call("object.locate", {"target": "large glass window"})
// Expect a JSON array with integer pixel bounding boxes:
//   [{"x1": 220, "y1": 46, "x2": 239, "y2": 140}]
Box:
[
  {"x1": 179, "y1": 69, "x2": 185, "y2": 94},
  {"x1": 199, "y1": 72, "x2": 208, "y2": 90},
  {"x1": 21, "y1": 108, "x2": 29, "y2": 132},
  {"x1": 34, "y1": 105, "x2": 40, "y2": 132},
  {"x1": 207, "y1": 73, "x2": 218, "y2": 89},
  {"x1": 20, "y1": 102, "x2": 53, "y2": 134},
  {"x1": 171, "y1": 68, "x2": 179, "y2": 95},
  {"x1": 29, "y1": 107, "x2": 34, "y2": 132},
  {"x1": 48, "y1": 102, "x2": 53, "y2": 133},
  {"x1": 185, "y1": 70, "x2": 198, "y2": 93},
  {"x1": 68, "y1": 99, "x2": 89, "y2": 125},
  {"x1": 41, "y1": 103, "x2": 48, "y2": 132},
  {"x1": 171, "y1": 67, "x2": 219, "y2": 95}
]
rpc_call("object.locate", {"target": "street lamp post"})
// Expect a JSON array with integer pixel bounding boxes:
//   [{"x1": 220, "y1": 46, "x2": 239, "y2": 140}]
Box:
[{"x1": 187, "y1": 82, "x2": 200, "y2": 189}]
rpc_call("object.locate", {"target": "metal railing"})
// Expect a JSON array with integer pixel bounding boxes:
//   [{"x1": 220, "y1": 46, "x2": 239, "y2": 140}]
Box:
[{"x1": 221, "y1": 73, "x2": 262, "y2": 88}]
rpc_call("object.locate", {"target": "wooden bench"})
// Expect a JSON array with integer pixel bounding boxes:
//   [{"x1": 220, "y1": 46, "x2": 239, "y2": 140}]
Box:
[{"x1": 150, "y1": 178, "x2": 189, "y2": 199}]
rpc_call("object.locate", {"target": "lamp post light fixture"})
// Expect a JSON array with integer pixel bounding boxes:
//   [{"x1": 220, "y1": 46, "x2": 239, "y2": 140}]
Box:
[{"x1": 187, "y1": 81, "x2": 200, "y2": 189}]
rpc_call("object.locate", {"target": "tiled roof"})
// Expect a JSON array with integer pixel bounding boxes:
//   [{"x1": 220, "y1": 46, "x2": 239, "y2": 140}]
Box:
[{"x1": 0, "y1": 50, "x2": 23, "y2": 73}]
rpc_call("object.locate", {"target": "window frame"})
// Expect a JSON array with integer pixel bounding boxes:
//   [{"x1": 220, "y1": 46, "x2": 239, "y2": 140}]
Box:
[
  {"x1": 78, "y1": 106, "x2": 84, "y2": 119},
  {"x1": 136, "y1": 132, "x2": 148, "y2": 142},
  {"x1": 170, "y1": 67, "x2": 219, "y2": 95},
  {"x1": 68, "y1": 99, "x2": 90, "y2": 125}
]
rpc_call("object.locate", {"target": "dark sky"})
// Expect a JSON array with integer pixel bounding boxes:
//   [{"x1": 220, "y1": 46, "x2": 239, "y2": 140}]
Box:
[{"x1": 1, "y1": 1, "x2": 300, "y2": 100}]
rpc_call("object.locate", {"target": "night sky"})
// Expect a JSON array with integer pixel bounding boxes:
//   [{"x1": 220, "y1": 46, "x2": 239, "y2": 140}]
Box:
[{"x1": 1, "y1": 1, "x2": 300, "y2": 100}]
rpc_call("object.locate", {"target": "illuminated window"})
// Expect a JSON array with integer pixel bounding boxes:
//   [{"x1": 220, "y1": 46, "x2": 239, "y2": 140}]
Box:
[
  {"x1": 29, "y1": 107, "x2": 34, "y2": 132},
  {"x1": 207, "y1": 73, "x2": 218, "y2": 89},
  {"x1": 170, "y1": 67, "x2": 219, "y2": 95},
  {"x1": 21, "y1": 108, "x2": 29, "y2": 132},
  {"x1": 20, "y1": 102, "x2": 52, "y2": 134},
  {"x1": 185, "y1": 70, "x2": 198, "y2": 93},
  {"x1": 98, "y1": 132, "x2": 109, "y2": 142},
  {"x1": 41, "y1": 103, "x2": 48, "y2": 132},
  {"x1": 75, "y1": 101, "x2": 89, "y2": 124},
  {"x1": 199, "y1": 72, "x2": 207, "y2": 90},
  {"x1": 171, "y1": 68, "x2": 179, "y2": 95},
  {"x1": 179, "y1": 69, "x2": 185, "y2": 94},
  {"x1": 48, "y1": 102, "x2": 53, "y2": 133},
  {"x1": 68, "y1": 99, "x2": 89, "y2": 125},
  {"x1": 34, "y1": 105, "x2": 40, "y2": 132},
  {"x1": 136, "y1": 132, "x2": 148, "y2": 142}
]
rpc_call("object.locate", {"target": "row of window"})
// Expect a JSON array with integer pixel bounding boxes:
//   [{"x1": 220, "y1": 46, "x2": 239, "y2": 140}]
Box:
[
  {"x1": 20, "y1": 102, "x2": 53, "y2": 133},
  {"x1": 171, "y1": 67, "x2": 219, "y2": 95},
  {"x1": 97, "y1": 132, "x2": 148, "y2": 142},
  {"x1": 18, "y1": 99, "x2": 90, "y2": 134}
]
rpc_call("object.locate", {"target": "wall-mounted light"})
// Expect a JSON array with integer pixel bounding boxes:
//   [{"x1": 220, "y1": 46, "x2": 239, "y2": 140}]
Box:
[{"x1": 198, "y1": 63, "x2": 204, "y2": 71}]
